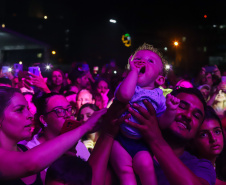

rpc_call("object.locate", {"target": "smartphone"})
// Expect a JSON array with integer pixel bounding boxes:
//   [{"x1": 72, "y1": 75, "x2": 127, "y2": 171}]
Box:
[
  {"x1": 60, "y1": 120, "x2": 82, "y2": 134},
  {"x1": 2, "y1": 66, "x2": 10, "y2": 74},
  {"x1": 204, "y1": 66, "x2": 216, "y2": 73},
  {"x1": 28, "y1": 66, "x2": 40, "y2": 76},
  {"x1": 14, "y1": 63, "x2": 23, "y2": 77},
  {"x1": 1, "y1": 66, "x2": 12, "y2": 78}
]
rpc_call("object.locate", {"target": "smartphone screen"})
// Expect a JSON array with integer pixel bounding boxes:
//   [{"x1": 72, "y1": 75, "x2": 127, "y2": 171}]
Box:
[
  {"x1": 2, "y1": 66, "x2": 10, "y2": 74},
  {"x1": 60, "y1": 120, "x2": 82, "y2": 134},
  {"x1": 28, "y1": 67, "x2": 40, "y2": 76}
]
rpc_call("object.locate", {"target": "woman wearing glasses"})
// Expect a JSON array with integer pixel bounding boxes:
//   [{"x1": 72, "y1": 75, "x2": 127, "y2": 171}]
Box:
[
  {"x1": 27, "y1": 92, "x2": 92, "y2": 159},
  {"x1": 0, "y1": 87, "x2": 107, "y2": 184}
]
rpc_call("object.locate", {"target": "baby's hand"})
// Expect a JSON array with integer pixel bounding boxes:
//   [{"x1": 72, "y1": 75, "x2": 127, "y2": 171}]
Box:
[
  {"x1": 128, "y1": 55, "x2": 143, "y2": 73},
  {"x1": 166, "y1": 94, "x2": 180, "y2": 110},
  {"x1": 128, "y1": 55, "x2": 137, "y2": 71}
]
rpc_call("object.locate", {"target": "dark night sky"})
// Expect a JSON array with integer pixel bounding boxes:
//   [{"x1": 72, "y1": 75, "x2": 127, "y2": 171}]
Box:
[{"x1": 1, "y1": 0, "x2": 226, "y2": 74}]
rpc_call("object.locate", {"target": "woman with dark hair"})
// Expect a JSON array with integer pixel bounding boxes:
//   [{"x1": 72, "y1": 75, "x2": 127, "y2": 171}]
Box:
[
  {"x1": 94, "y1": 78, "x2": 111, "y2": 109},
  {"x1": 77, "y1": 103, "x2": 100, "y2": 152},
  {"x1": 189, "y1": 106, "x2": 226, "y2": 185},
  {"x1": 0, "y1": 86, "x2": 106, "y2": 184},
  {"x1": 48, "y1": 69, "x2": 67, "y2": 94},
  {"x1": 27, "y1": 93, "x2": 91, "y2": 162}
]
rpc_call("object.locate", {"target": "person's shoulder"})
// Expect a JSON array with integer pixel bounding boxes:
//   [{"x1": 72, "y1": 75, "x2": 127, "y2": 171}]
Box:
[
  {"x1": 182, "y1": 151, "x2": 216, "y2": 185},
  {"x1": 26, "y1": 134, "x2": 40, "y2": 149},
  {"x1": 181, "y1": 151, "x2": 211, "y2": 163},
  {"x1": 181, "y1": 151, "x2": 215, "y2": 171}
]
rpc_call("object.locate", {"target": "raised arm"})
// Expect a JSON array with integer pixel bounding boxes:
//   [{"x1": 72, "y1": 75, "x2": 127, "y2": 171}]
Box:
[
  {"x1": 0, "y1": 108, "x2": 107, "y2": 180},
  {"x1": 25, "y1": 71, "x2": 51, "y2": 93},
  {"x1": 126, "y1": 101, "x2": 212, "y2": 185},
  {"x1": 88, "y1": 100, "x2": 129, "y2": 185},
  {"x1": 115, "y1": 56, "x2": 139, "y2": 103}
]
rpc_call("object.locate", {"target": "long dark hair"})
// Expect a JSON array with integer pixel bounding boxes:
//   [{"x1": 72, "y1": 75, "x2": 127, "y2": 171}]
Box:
[
  {"x1": 187, "y1": 106, "x2": 226, "y2": 181},
  {"x1": 33, "y1": 92, "x2": 61, "y2": 129},
  {"x1": 205, "y1": 106, "x2": 226, "y2": 181},
  {"x1": 77, "y1": 103, "x2": 99, "y2": 121},
  {"x1": 48, "y1": 69, "x2": 67, "y2": 94},
  {"x1": 0, "y1": 87, "x2": 21, "y2": 118}
]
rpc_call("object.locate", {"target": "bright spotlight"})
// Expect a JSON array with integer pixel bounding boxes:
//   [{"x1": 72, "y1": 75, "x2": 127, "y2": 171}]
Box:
[
  {"x1": 45, "y1": 64, "x2": 51, "y2": 70},
  {"x1": 165, "y1": 64, "x2": 171, "y2": 70},
  {"x1": 109, "y1": 19, "x2": 117, "y2": 23},
  {"x1": 8, "y1": 67, "x2": 12, "y2": 72},
  {"x1": 174, "y1": 41, "x2": 179, "y2": 46},
  {"x1": 113, "y1": 70, "x2": 117, "y2": 74}
]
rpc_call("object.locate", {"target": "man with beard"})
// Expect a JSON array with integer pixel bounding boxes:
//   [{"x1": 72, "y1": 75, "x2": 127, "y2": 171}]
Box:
[{"x1": 125, "y1": 87, "x2": 216, "y2": 185}]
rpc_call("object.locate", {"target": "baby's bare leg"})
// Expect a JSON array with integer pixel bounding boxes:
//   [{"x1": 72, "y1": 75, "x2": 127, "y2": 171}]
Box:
[
  {"x1": 110, "y1": 140, "x2": 137, "y2": 185},
  {"x1": 133, "y1": 151, "x2": 157, "y2": 185}
]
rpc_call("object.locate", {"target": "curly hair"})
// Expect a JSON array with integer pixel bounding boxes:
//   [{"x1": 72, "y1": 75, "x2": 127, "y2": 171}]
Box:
[{"x1": 132, "y1": 43, "x2": 168, "y2": 76}]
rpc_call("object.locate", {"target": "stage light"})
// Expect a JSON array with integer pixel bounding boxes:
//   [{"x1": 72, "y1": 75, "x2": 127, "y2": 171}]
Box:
[
  {"x1": 45, "y1": 64, "x2": 51, "y2": 70},
  {"x1": 109, "y1": 19, "x2": 117, "y2": 23},
  {"x1": 174, "y1": 41, "x2": 179, "y2": 46}
]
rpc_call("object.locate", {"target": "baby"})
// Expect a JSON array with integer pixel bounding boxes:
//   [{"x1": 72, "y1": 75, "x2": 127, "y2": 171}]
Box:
[{"x1": 110, "y1": 43, "x2": 180, "y2": 185}]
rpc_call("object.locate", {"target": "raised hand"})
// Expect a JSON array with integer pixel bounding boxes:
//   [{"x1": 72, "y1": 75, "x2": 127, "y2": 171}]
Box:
[
  {"x1": 26, "y1": 71, "x2": 51, "y2": 93},
  {"x1": 128, "y1": 55, "x2": 138, "y2": 72},
  {"x1": 101, "y1": 100, "x2": 130, "y2": 137},
  {"x1": 125, "y1": 100, "x2": 162, "y2": 142},
  {"x1": 166, "y1": 94, "x2": 180, "y2": 110},
  {"x1": 84, "y1": 108, "x2": 107, "y2": 133}
]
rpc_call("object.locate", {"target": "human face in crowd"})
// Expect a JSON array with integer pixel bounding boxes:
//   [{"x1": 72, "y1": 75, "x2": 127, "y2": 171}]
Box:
[
  {"x1": 132, "y1": 50, "x2": 164, "y2": 89},
  {"x1": 52, "y1": 71, "x2": 63, "y2": 86},
  {"x1": 194, "y1": 118, "x2": 224, "y2": 160},
  {"x1": 43, "y1": 95, "x2": 74, "y2": 136},
  {"x1": 78, "y1": 107, "x2": 95, "y2": 122},
  {"x1": 97, "y1": 80, "x2": 108, "y2": 94},
  {"x1": 169, "y1": 93, "x2": 205, "y2": 141},
  {"x1": 79, "y1": 74, "x2": 90, "y2": 89},
  {"x1": 24, "y1": 93, "x2": 37, "y2": 115},
  {"x1": 202, "y1": 73, "x2": 213, "y2": 87},
  {"x1": 0, "y1": 93, "x2": 34, "y2": 142},
  {"x1": 200, "y1": 88, "x2": 210, "y2": 101},
  {"x1": 215, "y1": 90, "x2": 226, "y2": 102},
  {"x1": 95, "y1": 95, "x2": 103, "y2": 110},
  {"x1": 76, "y1": 90, "x2": 94, "y2": 110}
]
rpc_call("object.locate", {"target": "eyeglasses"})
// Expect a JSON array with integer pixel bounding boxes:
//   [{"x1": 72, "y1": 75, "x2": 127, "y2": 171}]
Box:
[{"x1": 45, "y1": 107, "x2": 76, "y2": 117}]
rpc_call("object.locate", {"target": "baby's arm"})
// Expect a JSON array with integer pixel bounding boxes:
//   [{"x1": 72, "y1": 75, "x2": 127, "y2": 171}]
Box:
[
  {"x1": 158, "y1": 94, "x2": 180, "y2": 129},
  {"x1": 115, "y1": 56, "x2": 140, "y2": 103}
]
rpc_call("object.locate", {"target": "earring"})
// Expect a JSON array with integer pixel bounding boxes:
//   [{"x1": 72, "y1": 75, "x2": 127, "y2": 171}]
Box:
[{"x1": 43, "y1": 122, "x2": 47, "y2": 127}]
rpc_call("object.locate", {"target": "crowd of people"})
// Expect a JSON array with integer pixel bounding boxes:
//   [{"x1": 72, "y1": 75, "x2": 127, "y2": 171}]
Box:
[{"x1": 0, "y1": 43, "x2": 225, "y2": 185}]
